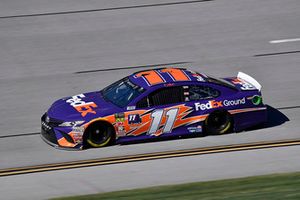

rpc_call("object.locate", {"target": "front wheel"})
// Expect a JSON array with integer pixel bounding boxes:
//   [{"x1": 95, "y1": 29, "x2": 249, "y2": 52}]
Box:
[
  {"x1": 205, "y1": 110, "x2": 232, "y2": 135},
  {"x1": 84, "y1": 122, "x2": 114, "y2": 148}
]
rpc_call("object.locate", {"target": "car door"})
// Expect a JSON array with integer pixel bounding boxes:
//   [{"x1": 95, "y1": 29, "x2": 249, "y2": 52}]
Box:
[
  {"x1": 131, "y1": 86, "x2": 185, "y2": 137},
  {"x1": 130, "y1": 84, "x2": 220, "y2": 137},
  {"x1": 118, "y1": 84, "x2": 222, "y2": 140}
]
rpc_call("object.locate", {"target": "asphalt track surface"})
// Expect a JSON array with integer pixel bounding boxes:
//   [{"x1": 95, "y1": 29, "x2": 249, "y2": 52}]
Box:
[{"x1": 0, "y1": 0, "x2": 300, "y2": 199}]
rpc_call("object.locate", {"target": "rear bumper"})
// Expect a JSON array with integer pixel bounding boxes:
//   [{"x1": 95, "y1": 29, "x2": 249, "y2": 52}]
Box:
[{"x1": 232, "y1": 106, "x2": 268, "y2": 132}]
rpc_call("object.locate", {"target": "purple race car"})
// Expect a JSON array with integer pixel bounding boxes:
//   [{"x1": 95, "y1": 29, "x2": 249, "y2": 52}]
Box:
[{"x1": 41, "y1": 68, "x2": 267, "y2": 150}]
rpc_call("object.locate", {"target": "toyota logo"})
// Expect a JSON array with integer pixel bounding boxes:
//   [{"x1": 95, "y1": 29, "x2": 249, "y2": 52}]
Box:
[{"x1": 45, "y1": 116, "x2": 50, "y2": 123}]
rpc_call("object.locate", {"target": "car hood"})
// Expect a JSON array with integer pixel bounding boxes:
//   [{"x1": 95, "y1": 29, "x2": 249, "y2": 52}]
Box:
[{"x1": 47, "y1": 91, "x2": 118, "y2": 122}]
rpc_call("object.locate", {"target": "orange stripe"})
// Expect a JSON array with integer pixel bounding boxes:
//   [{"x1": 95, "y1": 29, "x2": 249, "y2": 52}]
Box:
[
  {"x1": 229, "y1": 107, "x2": 266, "y2": 114},
  {"x1": 58, "y1": 137, "x2": 76, "y2": 147}
]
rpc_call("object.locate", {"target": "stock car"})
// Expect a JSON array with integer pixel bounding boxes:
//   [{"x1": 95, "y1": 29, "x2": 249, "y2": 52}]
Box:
[{"x1": 41, "y1": 68, "x2": 267, "y2": 150}]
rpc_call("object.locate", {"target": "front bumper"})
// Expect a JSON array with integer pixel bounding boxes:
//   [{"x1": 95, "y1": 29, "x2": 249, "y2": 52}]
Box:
[
  {"x1": 40, "y1": 129, "x2": 60, "y2": 148},
  {"x1": 40, "y1": 113, "x2": 83, "y2": 150}
]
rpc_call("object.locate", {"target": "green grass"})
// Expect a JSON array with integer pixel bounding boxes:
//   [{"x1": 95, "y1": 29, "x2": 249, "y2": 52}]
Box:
[{"x1": 52, "y1": 172, "x2": 300, "y2": 200}]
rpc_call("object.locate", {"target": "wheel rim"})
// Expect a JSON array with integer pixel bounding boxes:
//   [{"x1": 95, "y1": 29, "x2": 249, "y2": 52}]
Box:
[
  {"x1": 206, "y1": 111, "x2": 231, "y2": 134},
  {"x1": 87, "y1": 126, "x2": 111, "y2": 147}
]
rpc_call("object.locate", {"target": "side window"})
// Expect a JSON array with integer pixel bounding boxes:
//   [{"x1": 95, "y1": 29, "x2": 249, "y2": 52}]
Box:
[
  {"x1": 186, "y1": 85, "x2": 220, "y2": 101},
  {"x1": 136, "y1": 96, "x2": 148, "y2": 108},
  {"x1": 136, "y1": 86, "x2": 183, "y2": 108}
]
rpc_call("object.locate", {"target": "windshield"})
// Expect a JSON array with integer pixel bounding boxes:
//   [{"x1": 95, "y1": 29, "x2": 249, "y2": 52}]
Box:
[{"x1": 101, "y1": 78, "x2": 145, "y2": 107}]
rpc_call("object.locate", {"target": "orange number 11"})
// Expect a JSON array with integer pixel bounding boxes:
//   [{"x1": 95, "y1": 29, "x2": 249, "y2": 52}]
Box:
[{"x1": 135, "y1": 68, "x2": 189, "y2": 86}]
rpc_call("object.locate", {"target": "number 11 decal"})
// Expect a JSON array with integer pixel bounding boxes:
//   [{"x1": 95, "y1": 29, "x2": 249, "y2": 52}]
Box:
[{"x1": 148, "y1": 108, "x2": 178, "y2": 135}]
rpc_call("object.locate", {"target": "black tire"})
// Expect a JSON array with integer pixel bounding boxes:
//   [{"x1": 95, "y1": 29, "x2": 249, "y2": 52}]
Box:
[
  {"x1": 205, "y1": 110, "x2": 232, "y2": 135},
  {"x1": 84, "y1": 122, "x2": 114, "y2": 148}
]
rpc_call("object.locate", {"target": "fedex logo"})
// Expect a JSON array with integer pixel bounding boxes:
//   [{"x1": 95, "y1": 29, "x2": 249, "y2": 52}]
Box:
[
  {"x1": 66, "y1": 94, "x2": 97, "y2": 117},
  {"x1": 194, "y1": 100, "x2": 223, "y2": 111}
]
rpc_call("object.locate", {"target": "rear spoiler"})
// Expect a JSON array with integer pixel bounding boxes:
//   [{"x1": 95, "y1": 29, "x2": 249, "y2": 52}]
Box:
[{"x1": 237, "y1": 72, "x2": 262, "y2": 91}]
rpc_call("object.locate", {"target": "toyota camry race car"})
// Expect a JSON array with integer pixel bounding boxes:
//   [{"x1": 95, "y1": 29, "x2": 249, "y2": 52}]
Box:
[{"x1": 41, "y1": 68, "x2": 267, "y2": 150}]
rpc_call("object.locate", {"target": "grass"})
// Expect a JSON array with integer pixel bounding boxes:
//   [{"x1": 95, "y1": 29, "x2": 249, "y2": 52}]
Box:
[{"x1": 52, "y1": 172, "x2": 300, "y2": 200}]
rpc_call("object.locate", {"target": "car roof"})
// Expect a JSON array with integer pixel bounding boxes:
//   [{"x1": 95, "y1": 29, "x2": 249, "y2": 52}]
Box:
[{"x1": 129, "y1": 67, "x2": 208, "y2": 89}]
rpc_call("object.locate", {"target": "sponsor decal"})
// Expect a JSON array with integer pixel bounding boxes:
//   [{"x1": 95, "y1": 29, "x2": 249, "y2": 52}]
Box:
[
  {"x1": 187, "y1": 125, "x2": 202, "y2": 133},
  {"x1": 66, "y1": 94, "x2": 97, "y2": 117},
  {"x1": 41, "y1": 121, "x2": 51, "y2": 130},
  {"x1": 124, "y1": 104, "x2": 207, "y2": 137},
  {"x1": 117, "y1": 126, "x2": 126, "y2": 136},
  {"x1": 183, "y1": 86, "x2": 190, "y2": 101},
  {"x1": 195, "y1": 98, "x2": 246, "y2": 111},
  {"x1": 192, "y1": 74, "x2": 205, "y2": 82},
  {"x1": 72, "y1": 126, "x2": 84, "y2": 133},
  {"x1": 115, "y1": 121, "x2": 124, "y2": 126},
  {"x1": 195, "y1": 100, "x2": 223, "y2": 111},
  {"x1": 128, "y1": 114, "x2": 142, "y2": 125},
  {"x1": 70, "y1": 132, "x2": 83, "y2": 143},
  {"x1": 232, "y1": 78, "x2": 256, "y2": 90},
  {"x1": 115, "y1": 113, "x2": 125, "y2": 122},
  {"x1": 164, "y1": 83, "x2": 175, "y2": 87},
  {"x1": 114, "y1": 113, "x2": 126, "y2": 136},
  {"x1": 188, "y1": 70, "x2": 206, "y2": 82},
  {"x1": 223, "y1": 97, "x2": 246, "y2": 106},
  {"x1": 126, "y1": 106, "x2": 136, "y2": 111}
]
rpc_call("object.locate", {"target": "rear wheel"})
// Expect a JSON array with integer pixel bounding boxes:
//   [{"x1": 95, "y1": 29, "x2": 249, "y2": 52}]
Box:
[
  {"x1": 84, "y1": 122, "x2": 114, "y2": 148},
  {"x1": 205, "y1": 110, "x2": 232, "y2": 135}
]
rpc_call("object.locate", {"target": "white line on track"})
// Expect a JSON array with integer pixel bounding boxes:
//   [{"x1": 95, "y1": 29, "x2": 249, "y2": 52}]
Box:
[{"x1": 269, "y1": 38, "x2": 300, "y2": 44}]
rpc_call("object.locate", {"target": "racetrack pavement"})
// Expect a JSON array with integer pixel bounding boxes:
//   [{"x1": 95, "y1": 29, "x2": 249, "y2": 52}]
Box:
[{"x1": 0, "y1": 0, "x2": 299, "y2": 199}]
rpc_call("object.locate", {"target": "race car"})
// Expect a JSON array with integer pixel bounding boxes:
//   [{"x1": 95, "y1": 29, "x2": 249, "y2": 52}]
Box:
[{"x1": 41, "y1": 68, "x2": 267, "y2": 150}]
